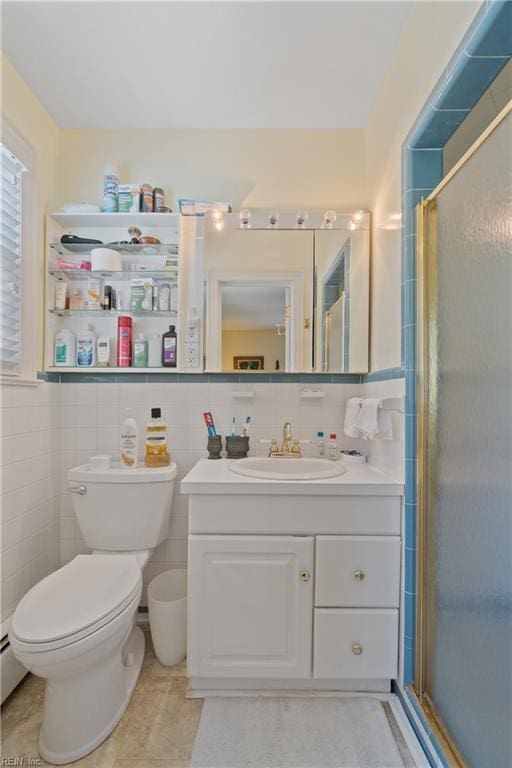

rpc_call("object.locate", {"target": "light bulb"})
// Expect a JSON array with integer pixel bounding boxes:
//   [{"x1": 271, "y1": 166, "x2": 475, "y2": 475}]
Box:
[
  {"x1": 214, "y1": 219, "x2": 224, "y2": 231},
  {"x1": 211, "y1": 209, "x2": 223, "y2": 223},
  {"x1": 296, "y1": 211, "x2": 308, "y2": 229},
  {"x1": 268, "y1": 211, "x2": 279, "y2": 229},
  {"x1": 239, "y1": 209, "x2": 251, "y2": 229},
  {"x1": 352, "y1": 209, "x2": 365, "y2": 223},
  {"x1": 321, "y1": 210, "x2": 336, "y2": 230}
]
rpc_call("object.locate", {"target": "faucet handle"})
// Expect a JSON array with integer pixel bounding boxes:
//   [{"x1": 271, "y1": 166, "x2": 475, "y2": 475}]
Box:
[{"x1": 269, "y1": 439, "x2": 279, "y2": 454}]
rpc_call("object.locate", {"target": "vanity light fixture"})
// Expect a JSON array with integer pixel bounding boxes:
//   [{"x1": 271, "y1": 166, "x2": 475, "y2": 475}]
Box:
[
  {"x1": 295, "y1": 211, "x2": 308, "y2": 229},
  {"x1": 352, "y1": 210, "x2": 365, "y2": 223},
  {"x1": 321, "y1": 210, "x2": 336, "y2": 230},
  {"x1": 239, "y1": 209, "x2": 251, "y2": 229},
  {"x1": 268, "y1": 212, "x2": 280, "y2": 229}
]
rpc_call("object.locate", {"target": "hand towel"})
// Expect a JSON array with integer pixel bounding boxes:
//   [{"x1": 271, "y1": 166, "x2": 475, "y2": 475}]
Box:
[
  {"x1": 344, "y1": 397, "x2": 362, "y2": 437},
  {"x1": 354, "y1": 398, "x2": 382, "y2": 440},
  {"x1": 378, "y1": 409, "x2": 394, "y2": 441}
]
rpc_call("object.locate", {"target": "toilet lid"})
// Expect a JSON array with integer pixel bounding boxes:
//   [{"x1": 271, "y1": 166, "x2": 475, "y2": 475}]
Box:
[{"x1": 11, "y1": 555, "x2": 141, "y2": 645}]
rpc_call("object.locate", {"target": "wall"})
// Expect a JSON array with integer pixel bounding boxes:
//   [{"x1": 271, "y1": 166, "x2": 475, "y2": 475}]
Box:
[
  {"x1": 0, "y1": 382, "x2": 60, "y2": 624},
  {"x1": 222, "y1": 330, "x2": 285, "y2": 372},
  {"x1": 58, "y1": 129, "x2": 366, "y2": 212},
  {"x1": 57, "y1": 380, "x2": 362, "y2": 603},
  {"x1": 364, "y1": 1, "x2": 481, "y2": 371}
]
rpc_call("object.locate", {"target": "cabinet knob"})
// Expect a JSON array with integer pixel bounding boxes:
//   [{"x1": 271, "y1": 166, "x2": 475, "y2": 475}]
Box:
[
  {"x1": 299, "y1": 570, "x2": 311, "y2": 582},
  {"x1": 353, "y1": 569, "x2": 365, "y2": 582},
  {"x1": 352, "y1": 643, "x2": 363, "y2": 656}
]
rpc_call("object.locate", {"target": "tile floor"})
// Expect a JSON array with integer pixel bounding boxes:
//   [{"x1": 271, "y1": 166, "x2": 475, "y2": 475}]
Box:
[{"x1": 1, "y1": 626, "x2": 202, "y2": 768}]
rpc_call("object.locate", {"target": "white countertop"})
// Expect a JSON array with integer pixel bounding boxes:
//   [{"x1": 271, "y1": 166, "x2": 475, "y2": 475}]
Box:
[{"x1": 181, "y1": 458, "x2": 404, "y2": 496}]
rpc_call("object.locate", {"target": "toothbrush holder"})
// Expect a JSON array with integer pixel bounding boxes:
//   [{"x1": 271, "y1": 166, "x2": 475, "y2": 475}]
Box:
[
  {"x1": 226, "y1": 435, "x2": 249, "y2": 459},
  {"x1": 207, "y1": 435, "x2": 223, "y2": 460}
]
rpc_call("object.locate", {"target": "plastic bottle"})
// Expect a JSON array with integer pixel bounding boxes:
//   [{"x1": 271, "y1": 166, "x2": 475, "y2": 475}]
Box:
[
  {"x1": 54, "y1": 329, "x2": 76, "y2": 367},
  {"x1": 317, "y1": 431, "x2": 325, "y2": 457},
  {"x1": 162, "y1": 325, "x2": 177, "y2": 367},
  {"x1": 117, "y1": 316, "x2": 132, "y2": 367},
  {"x1": 133, "y1": 334, "x2": 149, "y2": 368},
  {"x1": 76, "y1": 325, "x2": 97, "y2": 367},
  {"x1": 148, "y1": 333, "x2": 161, "y2": 367},
  {"x1": 102, "y1": 163, "x2": 119, "y2": 213},
  {"x1": 97, "y1": 337, "x2": 111, "y2": 367},
  {"x1": 328, "y1": 433, "x2": 338, "y2": 461},
  {"x1": 144, "y1": 408, "x2": 171, "y2": 467},
  {"x1": 120, "y1": 408, "x2": 138, "y2": 468}
]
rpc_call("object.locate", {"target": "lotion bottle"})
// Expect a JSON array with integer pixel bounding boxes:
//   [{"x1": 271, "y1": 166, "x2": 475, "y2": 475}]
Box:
[
  {"x1": 328, "y1": 433, "x2": 338, "y2": 461},
  {"x1": 120, "y1": 408, "x2": 138, "y2": 468}
]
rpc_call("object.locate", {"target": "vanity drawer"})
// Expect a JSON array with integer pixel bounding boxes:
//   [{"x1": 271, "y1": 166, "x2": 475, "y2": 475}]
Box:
[
  {"x1": 313, "y1": 608, "x2": 398, "y2": 679},
  {"x1": 315, "y1": 536, "x2": 400, "y2": 607}
]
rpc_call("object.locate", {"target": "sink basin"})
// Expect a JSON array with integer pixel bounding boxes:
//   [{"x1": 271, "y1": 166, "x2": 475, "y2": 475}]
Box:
[{"x1": 228, "y1": 457, "x2": 347, "y2": 481}]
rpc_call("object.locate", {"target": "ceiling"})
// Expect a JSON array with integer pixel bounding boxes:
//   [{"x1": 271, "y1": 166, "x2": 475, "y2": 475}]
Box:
[
  {"x1": 1, "y1": 1, "x2": 413, "y2": 130},
  {"x1": 222, "y1": 286, "x2": 286, "y2": 331}
]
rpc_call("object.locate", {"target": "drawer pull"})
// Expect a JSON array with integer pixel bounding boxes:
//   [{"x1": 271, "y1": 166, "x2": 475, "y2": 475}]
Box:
[
  {"x1": 353, "y1": 569, "x2": 365, "y2": 582},
  {"x1": 299, "y1": 570, "x2": 311, "y2": 582},
  {"x1": 352, "y1": 643, "x2": 363, "y2": 656}
]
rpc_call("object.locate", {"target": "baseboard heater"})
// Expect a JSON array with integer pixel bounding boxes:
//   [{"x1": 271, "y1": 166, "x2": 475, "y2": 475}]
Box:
[{"x1": 1, "y1": 616, "x2": 28, "y2": 703}]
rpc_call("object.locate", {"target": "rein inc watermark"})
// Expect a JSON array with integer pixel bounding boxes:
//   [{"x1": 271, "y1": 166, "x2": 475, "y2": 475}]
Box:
[{"x1": 1, "y1": 758, "x2": 42, "y2": 766}]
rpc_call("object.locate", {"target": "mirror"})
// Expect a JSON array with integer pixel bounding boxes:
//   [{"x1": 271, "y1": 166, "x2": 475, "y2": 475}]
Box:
[
  {"x1": 204, "y1": 230, "x2": 314, "y2": 372},
  {"x1": 203, "y1": 217, "x2": 369, "y2": 373},
  {"x1": 314, "y1": 229, "x2": 369, "y2": 373}
]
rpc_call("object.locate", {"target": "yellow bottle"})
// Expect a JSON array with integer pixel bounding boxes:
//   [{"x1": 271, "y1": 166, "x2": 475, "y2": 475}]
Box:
[{"x1": 144, "y1": 408, "x2": 171, "y2": 467}]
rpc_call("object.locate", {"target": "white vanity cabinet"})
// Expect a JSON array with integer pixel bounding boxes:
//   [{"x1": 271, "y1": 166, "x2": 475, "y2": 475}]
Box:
[
  {"x1": 187, "y1": 536, "x2": 313, "y2": 678},
  {"x1": 182, "y1": 459, "x2": 404, "y2": 695}
]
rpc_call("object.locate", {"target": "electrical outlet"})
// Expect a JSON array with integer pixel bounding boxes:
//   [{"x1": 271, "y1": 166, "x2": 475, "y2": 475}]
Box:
[
  {"x1": 185, "y1": 343, "x2": 199, "y2": 368},
  {"x1": 185, "y1": 322, "x2": 200, "y2": 343}
]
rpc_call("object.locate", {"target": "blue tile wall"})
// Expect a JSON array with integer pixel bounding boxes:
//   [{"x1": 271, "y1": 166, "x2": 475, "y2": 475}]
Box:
[
  {"x1": 398, "y1": 1, "x2": 512, "y2": 763},
  {"x1": 50, "y1": 371, "x2": 364, "y2": 384}
]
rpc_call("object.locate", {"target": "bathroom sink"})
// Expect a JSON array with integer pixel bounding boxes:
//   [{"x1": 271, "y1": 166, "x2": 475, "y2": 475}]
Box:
[{"x1": 228, "y1": 457, "x2": 347, "y2": 481}]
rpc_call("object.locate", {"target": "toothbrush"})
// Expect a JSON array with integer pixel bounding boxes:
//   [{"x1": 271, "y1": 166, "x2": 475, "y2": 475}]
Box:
[
  {"x1": 243, "y1": 416, "x2": 251, "y2": 437},
  {"x1": 231, "y1": 417, "x2": 236, "y2": 437}
]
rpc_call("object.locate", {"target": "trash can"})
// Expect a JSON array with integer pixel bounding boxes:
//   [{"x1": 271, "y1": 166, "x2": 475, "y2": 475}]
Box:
[{"x1": 148, "y1": 569, "x2": 187, "y2": 666}]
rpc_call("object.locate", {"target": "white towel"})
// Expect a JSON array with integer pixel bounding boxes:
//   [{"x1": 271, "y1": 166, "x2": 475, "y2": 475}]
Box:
[
  {"x1": 344, "y1": 397, "x2": 362, "y2": 437},
  {"x1": 354, "y1": 398, "x2": 382, "y2": 440},
  {"x1": 378, "y1": 409, "x2": 394, "y2": 441}
]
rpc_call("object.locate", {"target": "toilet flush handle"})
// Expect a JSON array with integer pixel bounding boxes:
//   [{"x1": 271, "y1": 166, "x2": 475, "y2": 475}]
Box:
[{"x1": 69, "y1": 484, "x2": 87, "y2": 495}]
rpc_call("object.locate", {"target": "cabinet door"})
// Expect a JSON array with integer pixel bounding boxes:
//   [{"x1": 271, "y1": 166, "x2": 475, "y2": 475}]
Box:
[
  {"x1": 315, "y1": 536, "x2": 400, "y2": 607},
  {"x1": 188, "y1": 535, "x2": 314, "y2": 678},
  {"x1": 314, "y1": 608, "x2": 398, "y2": 679}
]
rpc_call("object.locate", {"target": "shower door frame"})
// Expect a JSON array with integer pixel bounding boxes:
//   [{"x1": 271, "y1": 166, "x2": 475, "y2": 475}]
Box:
[{"x1": 414, "y1": 101, "x2": 512, "y2": 768}]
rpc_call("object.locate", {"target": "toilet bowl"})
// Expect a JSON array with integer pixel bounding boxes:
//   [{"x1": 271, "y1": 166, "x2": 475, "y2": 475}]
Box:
[{"x1": 9, "y1": 462, "x2": 177, "y2": 764}]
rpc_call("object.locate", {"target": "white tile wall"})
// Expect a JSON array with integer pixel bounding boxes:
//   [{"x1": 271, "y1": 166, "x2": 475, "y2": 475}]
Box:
[
  {"x1": 0, "y1": 382, "x2": 60, "y2": 624},
  {"x1": 1, "y1": 378, "x2": 405, "y2": 615},
  {"x1": 361, "y1": 378, "x2": 405, "y2": 481},
  {"x1": 56, "y1": 380, "x2": 362, "y2": 604}
]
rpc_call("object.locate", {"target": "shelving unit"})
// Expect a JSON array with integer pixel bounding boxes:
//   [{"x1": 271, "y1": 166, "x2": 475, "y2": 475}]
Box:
[{"x1": 44, "y1": 210, "x2": 204, "y2": 374}]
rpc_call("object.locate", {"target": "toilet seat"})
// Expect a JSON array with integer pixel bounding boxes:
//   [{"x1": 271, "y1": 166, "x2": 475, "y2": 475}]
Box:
[{"x1": 10, "y1": 555, "x2": 142, "y2": 653}]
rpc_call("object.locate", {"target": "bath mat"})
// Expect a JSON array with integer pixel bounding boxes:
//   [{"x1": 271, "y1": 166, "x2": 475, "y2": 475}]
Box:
[{"x1": 191, "y1": 696, "x2": 409, "y2": 768}]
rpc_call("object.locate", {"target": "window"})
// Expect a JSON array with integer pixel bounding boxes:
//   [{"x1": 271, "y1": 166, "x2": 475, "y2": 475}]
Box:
[
  {"x1": 0, "y1": 120, "x2": 35, "y2": 379},
  {"x1": 1, "y1": 144, "x2": 24, "y2": 373}
]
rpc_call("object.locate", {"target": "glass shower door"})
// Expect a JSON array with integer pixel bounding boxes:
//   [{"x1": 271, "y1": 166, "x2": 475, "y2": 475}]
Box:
[{"x1": 416, "y1": 107, "x2": 512, "y2": 767}]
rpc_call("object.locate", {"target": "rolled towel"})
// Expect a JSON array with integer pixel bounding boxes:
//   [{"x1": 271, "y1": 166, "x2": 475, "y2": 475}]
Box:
[
  {"x1": 344, "y1": 397, "x2": 362, "y2": 437},
  {"x1": 354, "y1": 398, "x2": 382, "y2": 440}
]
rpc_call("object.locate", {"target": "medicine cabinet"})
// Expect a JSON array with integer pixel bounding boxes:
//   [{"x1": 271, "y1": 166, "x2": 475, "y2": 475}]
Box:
[
  {"x1": 44, "y1": 212, "x2": 203, "y2": 373},
  {"x1": 202, "y1": 213, "x2": 370, "y2": 374}
]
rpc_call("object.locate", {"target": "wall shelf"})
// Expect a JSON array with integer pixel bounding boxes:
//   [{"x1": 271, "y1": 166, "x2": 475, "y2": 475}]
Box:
[
  {"x1": 48, "y1": 308, "x2": 178, "y2": 318},
  {"x1": 45, "y1": 366, "x2": 178, "y2": 374},
  {"x1": 49, "y1": 268, "x2": 178, "y2": 282},
  {"x1": 49, "y1": 211, "x2": 180, "y2": 228},
  {"x1": 49, "y1": 242, "x2": 179, "y2": 257}
]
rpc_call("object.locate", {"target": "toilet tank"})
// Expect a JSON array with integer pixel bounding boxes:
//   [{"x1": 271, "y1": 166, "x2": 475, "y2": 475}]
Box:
[{"x1": 68, "y1": 463, "x2": 177, "y2": 551}]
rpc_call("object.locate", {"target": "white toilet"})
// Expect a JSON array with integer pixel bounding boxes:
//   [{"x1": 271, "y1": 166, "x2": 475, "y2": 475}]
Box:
[{"x1": 9, "y1": 462, "x2": 177, "y2": 765}]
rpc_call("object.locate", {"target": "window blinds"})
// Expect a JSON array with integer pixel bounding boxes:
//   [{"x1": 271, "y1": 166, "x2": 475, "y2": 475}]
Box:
[{"x1": 0, "y1": 144, "x2": 24, "y2": 374}]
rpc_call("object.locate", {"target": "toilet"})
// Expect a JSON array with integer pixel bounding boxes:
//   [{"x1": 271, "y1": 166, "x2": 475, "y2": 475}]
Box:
[{"x1": 9, "y1": 462, "x2": 177, "y2": 765}]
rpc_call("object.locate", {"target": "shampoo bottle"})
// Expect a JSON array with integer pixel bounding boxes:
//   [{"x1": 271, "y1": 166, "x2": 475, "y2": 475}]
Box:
[
  {"x1": 76, "y1": 325, "x2": 97, "y2": 367},
  {"x1": 120, "y1": 408, "x2": 138, "y2": 468},
  {"x1": 54, "y1": 329, "x2": 76, "y2": 367}
]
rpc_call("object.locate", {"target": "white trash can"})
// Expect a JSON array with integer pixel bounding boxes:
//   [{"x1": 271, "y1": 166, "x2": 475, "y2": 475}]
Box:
[{"x1": 148, "y1": 569, "x2": 187, "y2": 666}]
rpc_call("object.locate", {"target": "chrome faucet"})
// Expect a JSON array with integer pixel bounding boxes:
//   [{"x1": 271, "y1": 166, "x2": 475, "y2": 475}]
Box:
[{"x1": 268, "y1": 422, "x2": 302, "y2": 458}]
